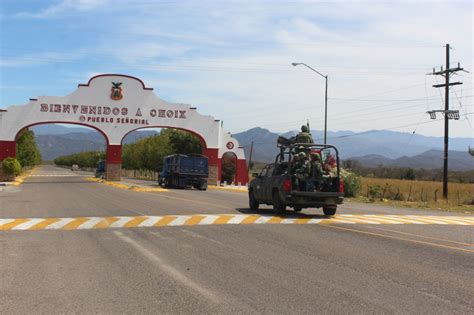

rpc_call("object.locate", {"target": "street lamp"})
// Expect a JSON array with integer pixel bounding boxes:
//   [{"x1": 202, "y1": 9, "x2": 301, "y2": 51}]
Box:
[{"x1": 292, "y1": 62, "x2": 328, "y2": 144}]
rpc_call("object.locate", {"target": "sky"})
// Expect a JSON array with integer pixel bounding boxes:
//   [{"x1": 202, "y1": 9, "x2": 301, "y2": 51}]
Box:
[{"x1": 0, "y1": 0, "x2": 473, "y2": 140}]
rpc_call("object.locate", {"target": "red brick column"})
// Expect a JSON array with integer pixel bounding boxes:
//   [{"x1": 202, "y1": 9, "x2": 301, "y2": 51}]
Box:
[
  {"x1": 106, "y1": 144, "x2": 122, "y2": 181},
  {"x1": 202, "y1": 148, "x2": 221, "y2": 185},
  {"x1": 235, "y1": 159, "x2": 249, "y2": 185}
]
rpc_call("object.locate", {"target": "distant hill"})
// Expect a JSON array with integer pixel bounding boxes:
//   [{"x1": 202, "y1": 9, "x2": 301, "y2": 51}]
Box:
[
  {"x1": 30, "y1": 124, "x2": 473, "y2": 170},
  {"x1": 349, "y1": 150, "x2": 474, "y2": 171},
  {"x1": 32, "y1": 124, "x2": 92, "y2": 135},
  {"x1": 36, "y1": 134, "x2": 106, "y2": 161},
  {"x1": 32, "y1": 125, "x2": 158, "y2": 161},
  {"x1": 233, "y1": 127, "x2": 473, "y2": 163}
]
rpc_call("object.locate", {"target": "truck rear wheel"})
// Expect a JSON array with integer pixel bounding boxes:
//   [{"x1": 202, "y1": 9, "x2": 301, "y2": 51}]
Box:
[
  {"x1": 199, "y1": 182, "x2": 207, "y2": 191},
  {"x1": 249, "y1": 190, "x2": 259, "y2": 211},
  {"x1": 272, "y1": 190, "x2": 286, "y2": 214},
  {"x1": 323, "y1": 207, "x2": 337, "y2": 216},
  {"x1": 293, "y1": 206, "x2": 302, "y2": 212}
]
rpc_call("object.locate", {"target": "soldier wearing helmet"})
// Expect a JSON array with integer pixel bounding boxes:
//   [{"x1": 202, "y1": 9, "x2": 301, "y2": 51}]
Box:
[
  {"x1": 293, "y1": 151, "x2": 312, "y2": 191},
  {"x1": 295, "y1": 125, "x2": 314, "y2": 144}
]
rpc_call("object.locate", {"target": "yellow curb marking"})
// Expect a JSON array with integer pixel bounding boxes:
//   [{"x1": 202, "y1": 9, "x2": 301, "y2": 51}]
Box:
[
  {"x1": 29, "y1": 218, "x2": 61, "y2": 230},
  {"x1": 94, "y1": 217, "x2": 120, "y2": 229},
  {"x1": 63, "y1": 217, "x2": 88, "y2": 230},
  {"x1": 184, "y1": 215, "x2": 206, "y2": 226},
  {"x1": 208, "y1": 186, "x2": 248, "y2": 193},
  {"x1": 154, "y1": 216, "x2": 177, "y2": 227},
  {"x1": 240, "y1": 215, "x2": 261, "y2": 224},
  {"x1": 213, "y1": 215, "x2": 234, "y2": 225},
  {"x1": 87, "y1": 177, "x2": 169, "y2": 192},
  {"x1": 0, "y1": 218, "x2": 31, "y2": 230},
  {"x1": 10, "y1": 167, "x2": 38, "y2": 186},
  {"x1": 267, "y1": 216, "x2": 284, "y2": 224},
  {"x1": 0, "y1": 215, "x2": 472, "y2": 232},
  {"x1": 124, "y1": 216, "x2": 148, "y2": 228}
]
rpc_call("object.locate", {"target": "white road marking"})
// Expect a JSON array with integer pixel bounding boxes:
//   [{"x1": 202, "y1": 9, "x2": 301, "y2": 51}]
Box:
[
  {"x1": 0, "y1": 214, "x2": 472, "y2": 231},
  {"x1": 114, "y1": 230, "x2": 220, "y2": 303}
]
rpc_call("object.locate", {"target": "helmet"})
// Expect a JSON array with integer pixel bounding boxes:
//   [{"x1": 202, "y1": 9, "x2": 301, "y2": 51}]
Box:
[
  {"x1": 298, "y1": 152, "x2": 306, "y2": 158},
  {"x1": 311, "y1": 153, "x2": 321, "y2": 161},
  {"x1": 301, "y1": 125, "x2": 308, "y2": 132}
]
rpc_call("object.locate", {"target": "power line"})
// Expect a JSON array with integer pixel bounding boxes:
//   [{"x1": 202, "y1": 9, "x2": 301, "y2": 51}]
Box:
[{"x1": 238, "y1": 111, "x2": 473, "y2": 146}]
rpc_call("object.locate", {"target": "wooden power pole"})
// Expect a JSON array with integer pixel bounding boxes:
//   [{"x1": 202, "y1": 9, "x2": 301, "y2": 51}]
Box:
[{"x1": 428, "y1": 44, "x2": 464, "y2": 200}]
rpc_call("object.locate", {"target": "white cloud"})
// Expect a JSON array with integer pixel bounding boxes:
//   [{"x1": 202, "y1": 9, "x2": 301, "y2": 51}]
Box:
[
  {"x1": 4, "y1": 0, "x2": 473, "y2": 137},
  {"x1": 0, "y1": 51, "x2": 86, "y2": 67},
  {"x1": 13, "y1": 0, "x2": 108, "y2": 19}
]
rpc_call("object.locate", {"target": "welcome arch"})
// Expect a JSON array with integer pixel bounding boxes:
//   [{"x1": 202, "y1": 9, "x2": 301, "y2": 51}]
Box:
[{"x1": 0, "y1": 74, "x2": 248, "y2": 184}]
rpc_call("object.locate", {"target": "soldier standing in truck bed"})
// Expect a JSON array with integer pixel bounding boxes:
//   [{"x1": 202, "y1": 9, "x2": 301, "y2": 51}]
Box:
[{"x1": 295, "y1": 125, "x2": 314, "y2": 144}]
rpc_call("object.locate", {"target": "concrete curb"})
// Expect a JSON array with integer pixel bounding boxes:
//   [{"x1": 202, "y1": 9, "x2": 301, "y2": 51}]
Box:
[
  {"x1": 208, "y1": 186, "x2": 248, "y2": 193},
  {"x1": 87, "y1": 177, "x2": 169, "y2": 192}
]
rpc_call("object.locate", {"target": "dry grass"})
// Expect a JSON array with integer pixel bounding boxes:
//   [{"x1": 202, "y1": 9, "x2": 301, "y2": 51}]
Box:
[{"x1": 357, "y1": 177, "x2": 474, "y2": 212}]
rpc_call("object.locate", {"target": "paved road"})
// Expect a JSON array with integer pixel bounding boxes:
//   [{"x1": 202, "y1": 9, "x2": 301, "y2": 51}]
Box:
[{"x1": 1, "y1": 165, "x2": 473, "y2": 313}]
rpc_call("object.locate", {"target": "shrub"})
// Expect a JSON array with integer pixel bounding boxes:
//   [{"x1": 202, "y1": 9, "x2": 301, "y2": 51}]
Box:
[
  {"x1": 368, "y1": 185, "x2": 381, "y2": 199},
  {"x1": 343, "y1": 172, "x2": 361, "y2": 197},
  {"x1": 2, "y1": 157, "x2": 21, "y2": 177}
]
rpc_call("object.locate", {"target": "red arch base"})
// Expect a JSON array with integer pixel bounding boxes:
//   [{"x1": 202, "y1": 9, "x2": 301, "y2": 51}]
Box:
[
  {"x1": 0, "y1": 141, "x2": 17, "y2": 180},
  {"x1": 0, "y1": 141, "x2": 16, "y2": 161},
  {"x1": 105, "y1": 145, "x2": 122, "y2": 180},
  {"x1": 235, "y1": 159, "x2": 249, "y2": 185}
]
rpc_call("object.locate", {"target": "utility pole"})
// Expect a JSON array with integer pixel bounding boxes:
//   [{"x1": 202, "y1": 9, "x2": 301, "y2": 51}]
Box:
[
  {"x1": 324, "y1": 75, "x2": 328, "y2": 144},
  {"x1": 247, "y1": 141, "x2": 254, "y2": 170},
  {"x1": 428, "y1": 44, "x2": 464, "y2": 200}
]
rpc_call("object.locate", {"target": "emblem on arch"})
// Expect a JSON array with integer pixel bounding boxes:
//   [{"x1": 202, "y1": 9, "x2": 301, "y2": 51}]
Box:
[{"x1": 110, "y1": 82, "x2": 123, "y2": 100}]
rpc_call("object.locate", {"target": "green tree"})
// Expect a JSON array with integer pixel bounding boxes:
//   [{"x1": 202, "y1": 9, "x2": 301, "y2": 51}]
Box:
[
  {"x1": 122, "y1": 134, "x2": 173, "y2": 171},
  {"x1": 221, "y1": 152, "x2": 236, "y2": 183},
  {"x1": 342, "y1": 172, "x2": 361, "y2": 197},
  {"x1": 16, "y1": 129, "x2": 41, "y2": 167},
  {"x1": 54, "y1": 151, "x2": 105, "y2": 168},
  {"x1": 161, "y1": 129, "x2": 202, "y2": 154},
  {"x1": 403, "y1": 168, "x2": 416, "y2": 180}
]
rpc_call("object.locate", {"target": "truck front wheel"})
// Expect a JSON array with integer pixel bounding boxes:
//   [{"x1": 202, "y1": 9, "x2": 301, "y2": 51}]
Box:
[{"x1": 272, "y1": 190, "x2": 286, "y2": 214}]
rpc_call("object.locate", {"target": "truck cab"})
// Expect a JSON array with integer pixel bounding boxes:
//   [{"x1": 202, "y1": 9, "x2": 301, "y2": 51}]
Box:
[{"x1": 248, "y1": 143, "x2": 344, "y2": 215}]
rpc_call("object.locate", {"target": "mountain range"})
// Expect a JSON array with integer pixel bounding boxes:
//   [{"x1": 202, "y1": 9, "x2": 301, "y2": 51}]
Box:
[
  {"x1": 233, "y1": 128, "x2": 473, "y2": 171},
  {"x1": 32, "y1": 125, "x2": 157, "y2": 161},
  {"x1": 30, "y1": 125, "x2": 473, "y2": 170}
]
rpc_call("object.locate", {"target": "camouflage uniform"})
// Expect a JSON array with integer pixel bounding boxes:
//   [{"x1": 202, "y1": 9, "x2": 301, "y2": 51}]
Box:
[
  {"x1": 293, "y1": 152, "x2": 312, "y2": 191},
  {"x1": 295, "y1": 125, "x2": 314, "y2": 144},
  {"x1": 310, "y1": 153, "x2": 324, "y2": 178},
  {"x1": 309, "y1": 153, "x2": 324, "y2": 191}
]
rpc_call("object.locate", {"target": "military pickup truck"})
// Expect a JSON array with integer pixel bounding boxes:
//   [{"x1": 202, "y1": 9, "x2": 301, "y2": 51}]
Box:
[{"x1": 248, "y1": 143, "x2": 344, "y2": 215}]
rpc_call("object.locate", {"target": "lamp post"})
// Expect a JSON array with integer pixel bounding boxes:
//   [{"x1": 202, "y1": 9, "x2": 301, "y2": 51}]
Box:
[{"x1": 292, "y1": 62, "x2": 328, "y2": 144}]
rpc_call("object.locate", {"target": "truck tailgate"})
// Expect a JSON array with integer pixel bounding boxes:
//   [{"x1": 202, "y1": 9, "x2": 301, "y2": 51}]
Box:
[{"x1": 291, "y1": 191, "x2": 344, "y2": 198}]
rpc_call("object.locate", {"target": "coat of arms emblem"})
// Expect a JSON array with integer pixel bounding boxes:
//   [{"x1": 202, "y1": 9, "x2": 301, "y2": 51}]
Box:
[{"x1": 110, "y1": 82, "x2": 123, "y2": 100}]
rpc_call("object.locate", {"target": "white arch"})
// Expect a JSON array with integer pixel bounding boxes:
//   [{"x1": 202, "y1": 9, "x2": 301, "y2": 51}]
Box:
[{"x1": 0, "y1": 74, "x2": 245, "y2": 160}]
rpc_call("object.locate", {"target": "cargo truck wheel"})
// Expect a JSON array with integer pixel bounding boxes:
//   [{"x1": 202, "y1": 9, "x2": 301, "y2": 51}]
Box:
[
  {"x1": 249, "y1": 190, "x2": 259, "y2": 211},
  {"x1": 199, "y1": 182, "x2": 207, "y2": 191},
  {"x1": 323, "y1": 207, "x2": 337, "y2": 216},
  {"x1": 293, "y1": 206, "x2": 302, "y2": 212},
  {"x1": 272, "y1": 190, "x2": 286, "y2": 214}
]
